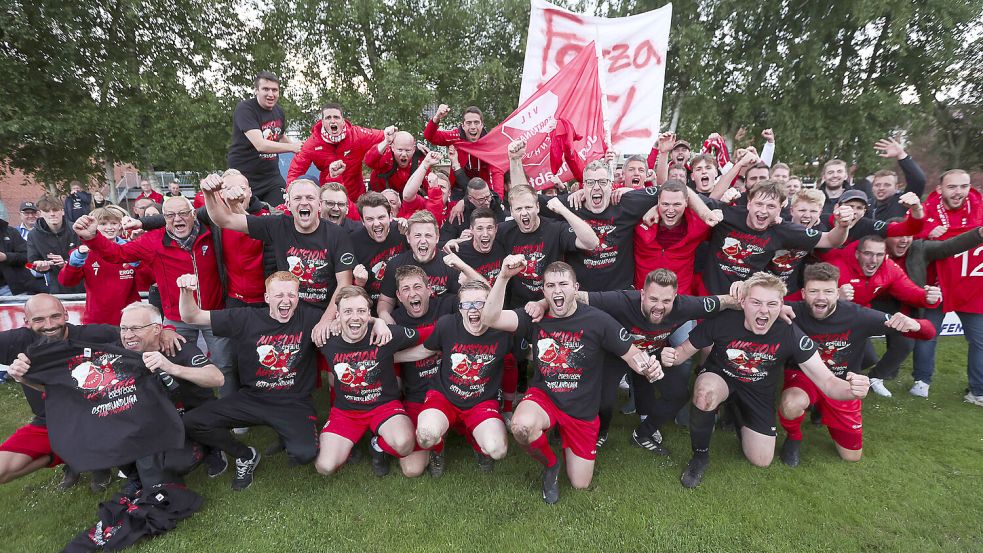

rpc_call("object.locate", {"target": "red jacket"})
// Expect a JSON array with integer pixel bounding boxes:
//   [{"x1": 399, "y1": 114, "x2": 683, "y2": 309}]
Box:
[
  {"x1": 364, "y1": 144, "x2": 422, "y2": 195},
  {"x1": 825, "y1": 242, "x2": 938, "y2": 309},
  {"x1": 632, "y1": 209, "x2": 711, "y2": 294},
  {"x1": 287, "y1": 120, "x2": 383, "y2": 201},
  {"x1": 919, "y1": 188, "x2": 983, "y2": 240},
  {"x1": 136, "y1": 190, "x2": 165, "y2": 205},
  {"x1": 423, "y1": 120, "x2": 505, "y2": 197},
  {"x1": 83, "y1": 228, "x2": 225, "y2": 322},
  {"x1": 57, "y1": 247, "x2": 140, "y2": 325},
  {"x1": 223, "y1": 207, "x2": 270, "y2": 304}
]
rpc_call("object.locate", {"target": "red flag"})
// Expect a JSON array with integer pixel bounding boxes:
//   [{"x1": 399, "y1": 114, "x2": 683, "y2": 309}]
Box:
[{"x1": 456, "y1": 43, "x2": 606, "y2": 190}]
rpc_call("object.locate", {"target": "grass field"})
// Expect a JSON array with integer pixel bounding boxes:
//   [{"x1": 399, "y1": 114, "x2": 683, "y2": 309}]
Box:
[{"x1": 0, "y1": 337, "x2": 980, "y2": 552}]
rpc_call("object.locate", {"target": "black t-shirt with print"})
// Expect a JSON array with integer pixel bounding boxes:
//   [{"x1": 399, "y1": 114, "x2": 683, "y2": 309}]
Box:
[
  {"x1": 588, "y1": 290, "x2": 724, "y2": 355},
  {"x1": 379, "y1": 251, "x2": 461, "y2": 299},
  {"x1": 211, "y1": 304, "x2": 322, "y2": 397},
  {"x1": 514, "y1": 304, "x2": 633, "y2": 420},
  {"x1": 228, "y1": 98, "x2": 285, "y2": 180},
  {"x1": 496, "y1": 218, "x2": 580, "y2": 305},
  {"x1": 455, "y1": 239, "x2": 507, "y2": 285},
  {"x1": 565, "y1": 189, "x2": 661, "y2": 291},
  {"x1": 247, "y1": 215, "x2": 356, "y2": 307},
  {"x1": 320, "y1": 325, "x2": 418, "y2": 411},
  {"x1": 391, "y1": 295, "x2": 455, "y2": 403},
  {"x1": 688, "y1": 310, "x2": 816, "y2": 387},
  {"x1": 425, "y1": 314, "x2": 512, "y2": 409},
  {"x1": 349, "y1": 222, "x2": 407, "y2": 301},
  {"x1": 703, "y1": 203, "x2": 823, "y2": 294},
  {"x1": 790, "y1": 300, "x2": 890, "y2": 378}
]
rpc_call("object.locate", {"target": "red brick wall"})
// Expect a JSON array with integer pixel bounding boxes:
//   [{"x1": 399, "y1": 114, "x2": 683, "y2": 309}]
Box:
[{"x1": 0, "y1": 163, "x2": 139, "y2": 227}]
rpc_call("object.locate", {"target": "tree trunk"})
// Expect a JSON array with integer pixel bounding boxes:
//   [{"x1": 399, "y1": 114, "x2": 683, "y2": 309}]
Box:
[
  {"x1": 105, "y1": 156, "x2": 118, "y2": 203},
  {"x1": 668, "y1": 93, "x2": 684, "y2": 133}
]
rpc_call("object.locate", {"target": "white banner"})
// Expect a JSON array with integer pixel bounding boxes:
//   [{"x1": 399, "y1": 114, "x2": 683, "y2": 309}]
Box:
[{"x1": 519, "y1": 0, "x2": 672, "y2": 156}]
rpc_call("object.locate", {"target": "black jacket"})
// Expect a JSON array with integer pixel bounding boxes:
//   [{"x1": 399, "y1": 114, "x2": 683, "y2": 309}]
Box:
[
  {"x1": 867, "y1": 155, "x2": 928, "y2": 220},
  {"x1": 26, "y1": 217, "x2": 84, "y2": 294},
  {"x1": 0, "y1": 219, "x2": 47, "y2": 295}
]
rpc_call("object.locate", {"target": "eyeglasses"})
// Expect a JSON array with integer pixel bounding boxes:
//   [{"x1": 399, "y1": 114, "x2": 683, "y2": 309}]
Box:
[
  {"x1": 321, "y1": 201, "x2": 347, "y2": 208},
  {"x1": 163, "y1": 209, "x2": 192, "y2": 220},
  {"x1": 583, "y1": 179, "x2": 611, "y2": 188},
  {"x1": 120, "y1": 323, "x2": 159, "y2": 333},
  {"x1": 460, "y1": 301, "x2": 486, "y2": 310},
  {"x1": 469, "y1": 194, "x2": 492, "y2": 203}
]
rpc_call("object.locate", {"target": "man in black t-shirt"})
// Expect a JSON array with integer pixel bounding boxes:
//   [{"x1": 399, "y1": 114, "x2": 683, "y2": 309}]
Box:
[
  {"x1": 315, "y1": 286, "x2": 424, "y2": 478},
  {"x1": 350, "y1": 192, "x2": 407, "y2": 302},
  {"x1": 443, "y1": 207, "x2": 507, "y2": 285},
  {"x1": 483, "y1": 259, "x2": 661, "y2": 504},
  {"x1": 177, "y1": 272, "x2": 326, "y2": 491},
  {"x1": 227, "y1": 71, "x2": 302, "y2": 206},
  {"x1": 660, "y1": 272, "x2": 871, "y2": 488},
  {"x1": 778, "y1": 263, "x2": 935, "y2": 467},
  {"x1": 202, "y1": 177, "x2": 354, "y2": 331}
]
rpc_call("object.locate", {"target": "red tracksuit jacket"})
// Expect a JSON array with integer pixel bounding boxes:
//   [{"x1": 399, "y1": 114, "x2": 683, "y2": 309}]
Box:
[
  {"x1": 423, "y1": 120, "x2": 505, "y2": 197},
  {"x1": 57, "y1": 247, "x2": 140, "y2": 325},
  {"x1": 825, "y1": 242, "x2": 938, "y2": 309},
  {"x1": 287, "y1": 120, "x2": 384, "y2": 201}
]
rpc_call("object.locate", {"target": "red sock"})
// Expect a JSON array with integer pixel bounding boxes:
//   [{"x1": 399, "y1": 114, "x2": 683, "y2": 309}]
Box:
[
  {"x1": 502, "y1": 354, "x2": 518, "y2": 412},
  {"x1": 376, "y1": 436, "x2": 403, "y2": 458},
  {"x1": 523, "y1": 432, "x2": 557, "y2": 467},
  {"x1": 432, "y1": 438, "x2": 445, "y2": 454},
  {"x1": 779, "y1": 412, "x2": 805, "y2": 441}
]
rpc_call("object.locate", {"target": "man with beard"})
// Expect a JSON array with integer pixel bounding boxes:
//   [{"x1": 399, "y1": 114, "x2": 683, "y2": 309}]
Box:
[
  {"x1": 424, "y1": 104, "x2": 505, "y2": 196},
  {"x1": 653, "y1": 133, "x2": 692, "y2": 184},
  {"x1": 701, "y1": 180, "x2": 854, "y2": 296},
  {"x1": 440, "y1": 177, "x2": 506, "y2": 242},
  {"x1": 350, "y1": 192, "x2": 408, "y2": 302},
  {"x1": 818, "y1": 159, "x2": 872, "y2": 216},
  {"x1": 483, "y1": 259, "x2": 662, "y2": 504},
  {"x1": 27, "y1": 195, "x2": 84, "y2": 294},
  {"x1": 202, "y1": 177, "x2": 355, "y2": 328},
  {"x1": 227, "y1": 71, "x2": 302, "y2": 206},
  {"x1": 287, "y1": 102, "x2": 386, "y2": 201},
  {"x1": 778, "y1": 263, "x2": 935, "y2": 466},
  {"x1": 178, "y1": 272, "x2": 326, "y2": 490},
  {"x1": 315, "y1": 286, "x2": 422, "y2": 478},
  {"x1": 365, "y1": 128, "x2": 424, "y2": 195},
  {"x1": 0, "y1": 295, "x2": 178, "y2": 489},
  {"x1": 411, "y1": 280, "x2": 512, "y2": 474},
  {"x1": 660, "y1": 272, "x2": 870, "y2": 488},
  {"x1": 319, "y1": 182, "x2": 362, "y2": 233},
  {"x1": 377, "y1": 210, "x2": 462, "y2": 321}
]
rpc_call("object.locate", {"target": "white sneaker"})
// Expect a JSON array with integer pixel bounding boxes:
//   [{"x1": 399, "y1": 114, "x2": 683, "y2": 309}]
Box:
[
  {"x1": 618, "y1": 374, "x2": 630, "y2": 391},
  {"x1": 964, "y1": 392, "x2": 983, "y2": 407},
  {"x1": 870, "y1": 378, "x2": 893, "y2": 398},
  {"x1": 909, "y1": 381, "x2": 930, "y2": 398}
]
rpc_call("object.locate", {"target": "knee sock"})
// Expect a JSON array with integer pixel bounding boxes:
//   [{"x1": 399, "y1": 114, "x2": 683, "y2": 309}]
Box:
[
  {"x1": 375, "y1": 435, "x2": 403, "y2": 458},
  {"x1": 689, "y1": 404, "x2": 717, "y2": 459},
  {"x1": 779, "y1": 412, "x2": 805, "y2": 441},
  {"x1": 523, "y1": 432, "x2": 557, "y2": 467}
]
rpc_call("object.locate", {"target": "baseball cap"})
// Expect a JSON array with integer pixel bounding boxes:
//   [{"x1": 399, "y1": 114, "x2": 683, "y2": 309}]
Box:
[
  {"x1": 19, "y1": 201, "x2": 37, "y2": 212},
  {"x1": 671, "y1": 140, "x2": 691, "y2": 151},
  {"x1": 837, "y1": 190, "x2": 869, "y2": 206}
]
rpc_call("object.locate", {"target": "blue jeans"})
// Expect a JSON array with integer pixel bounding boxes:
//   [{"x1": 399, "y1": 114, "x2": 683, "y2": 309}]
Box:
[
  {"x1": 165, "y1": 318, "x2": 237, "y2": 398},
  {"x1": 957, "y1": 312, "x2": 983, "y2": 396},
  {"x1": 911, "y1": 307, "x2": 946, "y2": 383}
]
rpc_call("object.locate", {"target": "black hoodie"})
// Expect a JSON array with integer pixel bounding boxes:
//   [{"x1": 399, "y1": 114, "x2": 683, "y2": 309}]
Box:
[
  {"x1": 26, "y1": 216, "x2": 84, "y2": 294},
  {"x1": 0, "y1": 219, "x2": 47, "y2": 295}
]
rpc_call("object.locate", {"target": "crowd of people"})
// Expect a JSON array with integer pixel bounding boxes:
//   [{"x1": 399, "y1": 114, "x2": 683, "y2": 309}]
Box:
[{"x1": 0, "y1": 70, "x2": 980, "y2": 544}]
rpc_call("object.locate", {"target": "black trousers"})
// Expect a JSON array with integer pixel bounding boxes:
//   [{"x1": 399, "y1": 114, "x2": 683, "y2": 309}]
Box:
[
  {"x1": 182, "y1": 389, "x2": 318, "y2": 466},
  {"x1": 635, "y1": 359, "x2": 693, "y2": 437}
]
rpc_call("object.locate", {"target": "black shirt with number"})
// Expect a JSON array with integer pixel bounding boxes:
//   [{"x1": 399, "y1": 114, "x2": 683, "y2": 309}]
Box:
[
  {"x1": 349, "y1": 222, "x2": 407, "y2": 301},
  {"x1": 247, "y1": 215, "x2": 356, "y2": 307},
  {"x1": 320, "y1": 325, "x2": 418, "y2": 411},
  {"x1": 379, "y1": 251, "x2": 461, "y2": 299},
  {"x1": 789, "y1": 300, "x2": 891, "y2": 378},
  {"x1": 587, "y1": 290, "x2": 725, "y2": 355},
  {"x1": 496, "y1": 218, "x2": 580, "y2": 305},
  {"x1": 688, "y1": 310, "x2": 816, "y2": 387},
  {"x1": 211, "y1": 304, "x2": 322, "y2": 397},
  {"x1": 227, "y1": 98, "x2": 285, "y2": 183},
  {"x1": 25, "y1": 339, "x2": 185, "y2": 472},
  {"x1": 703, "y1": 203, "x2": 823, "y2": 294},
  {"x1": 391, "y1": 295, "x2": 455, "y2": 403},
  {"x1": 514, "y1": 305, "x2": 633, "y2": 420},
  {"x1": 455, "y1": 239, "x2": 506, "y2": 285},
  {"x1": 425, "y1": 314, "x2": 512, "y2": 409}
]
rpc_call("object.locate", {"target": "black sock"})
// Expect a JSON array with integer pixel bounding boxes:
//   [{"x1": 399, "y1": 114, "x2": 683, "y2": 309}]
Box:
[{"x1": 689, "y1": 404, "x2": 717, "y2": 459}]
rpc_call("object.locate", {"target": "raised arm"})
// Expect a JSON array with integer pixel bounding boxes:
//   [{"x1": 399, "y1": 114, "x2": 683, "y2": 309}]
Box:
[
  {"x1": 200, "y1": 174, "x2": 249, "y2": 233},
  {"x1": 654, "y1": 132, "x2": 674, "y2": 186},
  {"x1": 816, "y1": 204, "x2": 854, "y2": 248},
  {"x1": 508, "y1": 141, "x2": 529, "y2": 188},
  {"x1": 176, "y1": 274, "x2": 212, "y2": 327},
  {"x1": 545, "y1": 197, "x2": 599, "y2": 251},
  {"x1": 403, "y1": 151, "x2": 441, "y2": 202},
  {"x1": 481, "y1": 254, "x2": 525, "y2": 332}
]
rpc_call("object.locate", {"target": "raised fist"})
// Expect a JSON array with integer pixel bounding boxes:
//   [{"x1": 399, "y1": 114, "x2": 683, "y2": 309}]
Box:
[
  {"x1": 176, "y1": 274, "x2": 199, "y2": 291},
  {"x1": 434, "y1": 104, "x2": 451, "y2": 122},
  {"x1": 507, "y1": 140, "x2": 526, "y2": 160}
]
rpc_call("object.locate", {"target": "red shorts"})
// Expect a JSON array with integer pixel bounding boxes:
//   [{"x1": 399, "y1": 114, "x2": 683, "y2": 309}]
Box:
[
  {"x1": 784, "y1": 370, "x2": 863, "y2": 450},
  {"x1": 0, "y1": 423, "x2": 62, "y2": 467},
  {"x1": 404, "y1": 400, "x2": 425, "y2": 424},
  {"x1": 322, "y1": 401, "x2": 408, "y2": 443},
  {"x1": 520, "y1": 387, "x2": 599, "y2": 461},
  {"x1": 422, "y1": 390, "x2": 502, "y2": 435}
]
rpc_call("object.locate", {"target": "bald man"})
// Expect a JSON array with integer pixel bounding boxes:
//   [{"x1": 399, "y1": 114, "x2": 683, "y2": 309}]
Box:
[{"x1": 365, "y1": 128, "x2": 426, "y2": 196}]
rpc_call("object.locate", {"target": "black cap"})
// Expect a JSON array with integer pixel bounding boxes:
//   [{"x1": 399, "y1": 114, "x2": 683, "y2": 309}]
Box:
[
  {"x1": 19, "y1": 201, "x2": 37, "y2": 212},
  {"x1": 837, "y1": 189, "x2": 869, "y2": 206}
]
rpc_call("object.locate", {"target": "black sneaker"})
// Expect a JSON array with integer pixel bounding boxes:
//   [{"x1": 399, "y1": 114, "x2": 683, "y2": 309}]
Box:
[
  {"x1": 89, "y1": 469, "x2": 112, "y2": 493},
  {"x1": 631, "y1": 429, "x2": 670, "y2": 456},
  {"x1": 205, "y1": 449, "x2": 228, "y2": 478},
  {"x1": 428, "y1": 451, "x2": 445, "y2": 479},
  {"x1": 475, "y1": 452, "x2": 494, "y2": 473},
  {"x1": 810, "y1": 406, "x2": 823, "y2": 427},
  {"x1": 680, "y1": 456, "x2": 709, "y2": 489},
  {"x1": 345, "y1": 446, "x2": 363, "y2": 465},
  {"x1": 595, "y1": 432, "x2": 609, "y2": 448},
  {"x1": 780, "y1": 437, "x2": 801, "y2": 467},
  {"x1": 264, "y1": 440, "x2": 285, "y2": 456},
  {"x1": 58, "y1": 466, "x2": 81, "y2": 491},
  {"x1": 231, "y1": 447, "x2": 260, "y2": 491},
  {"x1": 541, "y1": 461, "x2": 562, "y2": 504},
  {"x1": 369, "y1": 437, "x2": 390, "y2": 477}
]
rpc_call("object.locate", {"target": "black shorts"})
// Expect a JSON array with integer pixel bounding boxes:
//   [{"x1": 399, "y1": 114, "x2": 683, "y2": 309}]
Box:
[
  {"x1": 700, "y1": 365, "x2": 777, "y2": 437},
  {"x1": 242, "y1": 172, "x2": 287, "y2": 205}
]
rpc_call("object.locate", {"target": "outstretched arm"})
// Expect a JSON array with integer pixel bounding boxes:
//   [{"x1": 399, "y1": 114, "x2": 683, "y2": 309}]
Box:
[
  {"x1": 200, "y1": 174, "x2": 248, "y2": 233},
  {"x1": 176, "y1": 274, "x2": 212, "y2": 327},
  {"x1": 799, "y1": 351, "x2": 869, "y2": 401},
  {"x1": 481, "y1": 255, "x2": 525, "y2": 332}
]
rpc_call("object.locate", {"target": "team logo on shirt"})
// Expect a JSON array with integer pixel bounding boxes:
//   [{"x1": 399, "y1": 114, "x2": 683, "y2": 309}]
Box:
[
  {"x1": 628, "y1": 327, "x2": 671, "y2": 353},
  {"x1": 450, "y1": 353, "x2": 484, "y2": 382},
  {"x1": 255, "y1": 333, "x2": 303, "y2": 390},
  {"x1": 619, "y1": 328, "x2": 631, "y2": 342},
  {"x1": 340, "y1": 253, "x2": 355, "y2": 266},
  {"x1": 799, "y1": 336, "x2": 815, "y2": 351},
  {"x1": 723, "y1": 340, "x2": 779, "y2": 383},
  {"x1": 536, "y1": 330, "x2": 586, "y2": 393},
  {"x1": 721, "y1": 237, "x2": 756, "y2": 263},
  {"x1": 718, "y1": 232, "x2": 770, "y2": 278},
  {"x1": 769, "y1": 249, "x2": 807, "y2": 273},
  {"x1": 371, "y1": 260, "x2": 388, "y2": 281},
  {"x1": 71, "y1": 355, "x2": 122, "y2": 392},
  {"x1": 257, "y1": 345, "x2": 294, "y2": 374},
  {"x1": 332, "y1": 349, "x2": 383, "y2": 403},
  {"x1": 287, "y1": 255, "x2": 319, "y2": 282},
  {"x1": 703, "y1": 297, "x2": 718, "y2": 313},
  {"x1": 68, "y1": 352, "x2": 139, "y2": 416}
]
